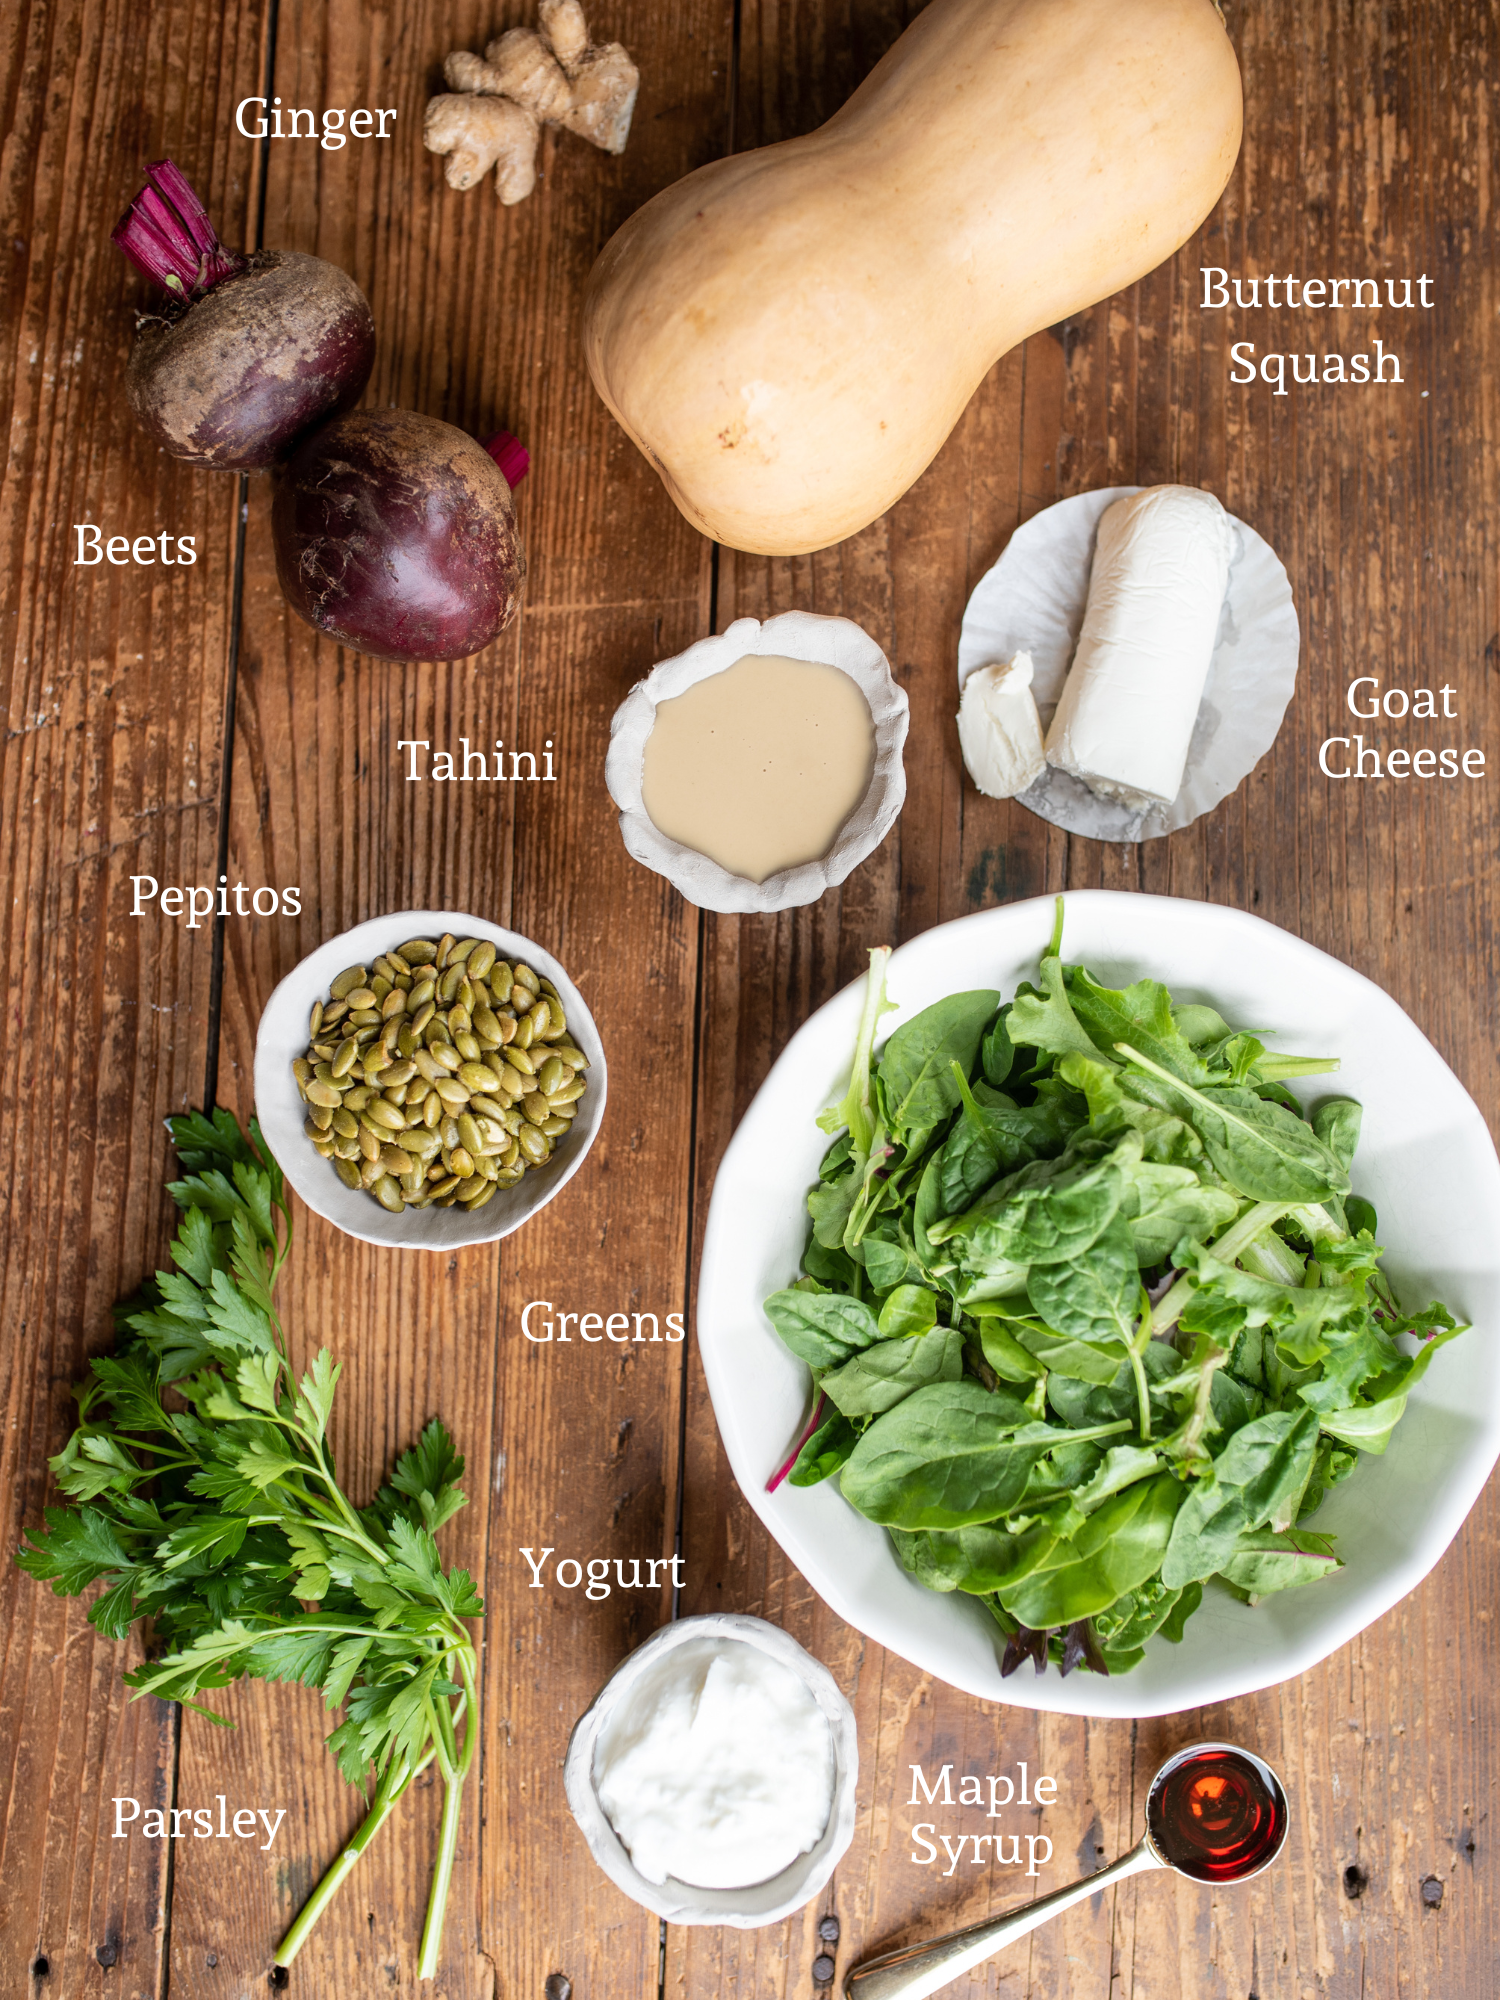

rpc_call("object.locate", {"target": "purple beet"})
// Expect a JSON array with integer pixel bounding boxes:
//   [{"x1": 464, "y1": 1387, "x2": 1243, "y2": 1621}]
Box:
[
  {"x1": 272, "y1": 408, "x2": 527, "y2": 662},
  {"x1": 113, "y1": 161, "x2": 374, "y2": 470}
]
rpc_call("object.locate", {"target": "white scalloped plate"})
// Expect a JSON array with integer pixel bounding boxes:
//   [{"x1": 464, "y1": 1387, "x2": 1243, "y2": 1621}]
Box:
[
  {"x1": 957, "y1": 488, "x2": 1299, "y2": 842},
  {"x1": 698, "y1": 893, "x2": 1500, "y2": 1717}
]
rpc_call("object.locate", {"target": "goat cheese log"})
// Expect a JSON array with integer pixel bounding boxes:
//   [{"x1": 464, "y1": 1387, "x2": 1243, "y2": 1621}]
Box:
[{"x1": 1044, "y1": 486, "x2": 1233, "y2": 809}]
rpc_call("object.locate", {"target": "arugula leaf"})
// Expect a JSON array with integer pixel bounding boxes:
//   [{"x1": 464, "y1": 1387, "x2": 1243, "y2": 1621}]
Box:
[{"x1": 1062, "y1": 966, "x2": 1211, "y2": 1083}]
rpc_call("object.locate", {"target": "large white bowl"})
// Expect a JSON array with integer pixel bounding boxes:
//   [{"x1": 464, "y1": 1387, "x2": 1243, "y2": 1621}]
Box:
[
  {"x1": 254, "y1": 911, "x2": 607, "y2": 1251},
  {"x1": 697, "y1": 892, "x2": 1500, "y2": 1718}
]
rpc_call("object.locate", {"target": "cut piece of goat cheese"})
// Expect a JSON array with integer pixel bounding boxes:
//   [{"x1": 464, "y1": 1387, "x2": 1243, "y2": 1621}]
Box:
[
  {"x1": 957, "y1": 652, "x2": 1046, "y2": 799},
  {"x1": 1044, "y1": 485, "x2": 1232, "y2": 809}
]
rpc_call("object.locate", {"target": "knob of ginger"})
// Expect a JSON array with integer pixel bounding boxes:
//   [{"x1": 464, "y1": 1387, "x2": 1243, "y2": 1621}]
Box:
[{"x1": 425, "y1": 1, "x2": 638, "y2": 201}]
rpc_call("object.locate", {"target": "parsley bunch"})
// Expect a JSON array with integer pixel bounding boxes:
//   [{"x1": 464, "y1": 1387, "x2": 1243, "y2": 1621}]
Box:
[{"x1": 17, "y1": 1110, "x2": 481, "y2": 1977}]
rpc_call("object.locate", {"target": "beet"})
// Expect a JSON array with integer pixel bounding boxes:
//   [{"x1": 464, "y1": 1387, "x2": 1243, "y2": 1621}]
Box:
[
  {"x1": 114, "y1": 162, "x2": 374, "y2": 470},
  {"x1": 272, "y1": 408, "x2": 527, "y2": 662}
]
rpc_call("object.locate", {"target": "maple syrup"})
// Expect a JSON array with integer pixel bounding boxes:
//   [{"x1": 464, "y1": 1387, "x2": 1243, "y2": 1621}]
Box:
[{"x1": 1146, "y1": 1743, "x2": 1288, "y2": 1883}]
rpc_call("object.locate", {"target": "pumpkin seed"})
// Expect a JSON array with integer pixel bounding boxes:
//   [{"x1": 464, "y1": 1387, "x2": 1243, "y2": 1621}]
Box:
[{"x1": 297, "y1": 932, "x2": 588, "y2": 1214}]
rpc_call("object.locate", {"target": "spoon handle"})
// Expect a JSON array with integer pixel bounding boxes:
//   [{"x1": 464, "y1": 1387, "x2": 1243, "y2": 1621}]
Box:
[{"x1": 843, "y1": 1835, "x2": 1166, "y2": 2000}]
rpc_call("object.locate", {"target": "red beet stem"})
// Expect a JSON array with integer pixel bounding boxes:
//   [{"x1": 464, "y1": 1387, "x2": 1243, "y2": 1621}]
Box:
[
  {"x1": 484, "y1": 431, "x2": 530, "y2": 488},
  {"x1": 766, "y1": 1390, "x2": 828, "y2": 1493},
  {"x1": 112, "y1": 160, "x2": 243, "y2": 298}
]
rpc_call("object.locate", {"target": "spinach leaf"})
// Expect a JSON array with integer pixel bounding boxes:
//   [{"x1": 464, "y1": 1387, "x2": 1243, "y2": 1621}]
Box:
[
  {"x1": 900, "y1": 1520, "x2": 1060, "y2": 1596},
  {"x1": 860, "y1": 1228, "x2": 924, "y2": 1293},
  {"x1": 1312, "y1": 1098, "x2": 1363, "y2": 1173},
  {"x1": 1161, "y1": 1407, "x2": 1320, "y2": 1588},
  {"x1": 788, "y1": 1409, "x2": 859, "y2": 1487},
  {"x1": 764, "y1": 1289, "x2": 881, "y2": 1369},
  {"x1": 982, "y1": 1007, "x2": 1016, "y2": 1087},
  {"x1": 822, "y1": 1324, "x2": 963, "y2": 1418},
  {"x1": 1026, "y1": 1215, "x2": 1141, "y2": 1347},
  {"x1": 968, "y1": 1314, "x2": 1046, "y2": 1383},
  {"x1": 877, "y1": 990, "x2": 1000, "y2": 1141},
  {"x1": 1118, "y1": 1045, "x2": 1348, "y2": 1203},
  {"x1": 1218, "y1": 1528, "x2": 1342, "y2": 1598},
  {"x1": 939, "y1": 1139, "x2": 1132, "y2": 1269},
  {"x1": 877, "y1": 1283, "x2": 940, "y2": 1338},
  {"x1": 840, "y1": 1382, "x2": 1128, "y2": 1530},
  {"x1": 1000, "y1": 1474, "x2": 1185, "y2": 1626}
]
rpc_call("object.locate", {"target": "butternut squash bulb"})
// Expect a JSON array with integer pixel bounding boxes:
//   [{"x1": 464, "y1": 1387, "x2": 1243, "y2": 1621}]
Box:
[{"x1": 583, "y1": 0, "x2": 1242, "y2": 555}]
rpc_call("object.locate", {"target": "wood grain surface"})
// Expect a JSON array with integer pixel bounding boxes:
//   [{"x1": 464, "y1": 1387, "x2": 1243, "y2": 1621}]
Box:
[{"x1": 1, "y1": 1, "x2": 1497, "y2": 1997}]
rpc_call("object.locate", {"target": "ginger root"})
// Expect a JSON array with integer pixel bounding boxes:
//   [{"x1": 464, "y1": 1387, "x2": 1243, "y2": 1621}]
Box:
[{"x1": 425, "y1": 2, "x2": 638, "y2": 202}]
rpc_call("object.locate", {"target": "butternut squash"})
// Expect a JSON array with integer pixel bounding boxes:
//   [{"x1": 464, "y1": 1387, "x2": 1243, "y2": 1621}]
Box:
[{"x1": 583, "y1": 0, "x2": 1242, "y2": 555}]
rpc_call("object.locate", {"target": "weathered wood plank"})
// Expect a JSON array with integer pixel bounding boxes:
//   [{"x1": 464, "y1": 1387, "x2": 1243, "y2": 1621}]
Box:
[
  {"x1": 0, "y1": 1, "x2": 271, "y2": 1994},
  {"x1": 161, "y1": 3, "x2": 730, "y2": 1994},
  {"x1": 673, "y1": 2, "x2": 1500, "y2": 1997}
]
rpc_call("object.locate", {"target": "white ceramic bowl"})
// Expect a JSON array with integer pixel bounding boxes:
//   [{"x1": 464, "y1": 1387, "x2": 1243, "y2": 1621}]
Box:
[
  {"x1": 697, "y1": 892, "x2": 1500, "y2": 1718},
  {"x1": 606, "y1": 610, "x2": 909, "y2": 913},
  {"x1": 563, "y1": 1613, "x2": 859, "y2": 1926},
  {"x1": 253, "y1": 910, "x2": 607, "y2": 1251}
]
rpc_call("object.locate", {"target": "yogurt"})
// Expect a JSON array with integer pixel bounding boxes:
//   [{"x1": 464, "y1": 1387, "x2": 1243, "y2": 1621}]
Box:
[{"x1": 592, "y1": 1637, "x2": 835, "y2": 1890}]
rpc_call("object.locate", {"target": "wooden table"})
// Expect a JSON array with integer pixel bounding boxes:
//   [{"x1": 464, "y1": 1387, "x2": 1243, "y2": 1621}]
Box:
[{"x1": 2, "y1": 2, "x2": 1497, "y2": 1995}]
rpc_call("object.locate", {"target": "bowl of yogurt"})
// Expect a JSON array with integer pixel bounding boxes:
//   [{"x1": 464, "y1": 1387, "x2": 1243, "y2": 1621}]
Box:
[{"x1": 563, "y1": 1613, "x2": 858, "y2": 1926}]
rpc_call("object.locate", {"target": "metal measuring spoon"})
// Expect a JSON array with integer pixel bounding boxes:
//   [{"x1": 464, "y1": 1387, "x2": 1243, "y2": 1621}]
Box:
[{"x1": 844, "y1": 1741, "x2": 1289, "y2": 2000}]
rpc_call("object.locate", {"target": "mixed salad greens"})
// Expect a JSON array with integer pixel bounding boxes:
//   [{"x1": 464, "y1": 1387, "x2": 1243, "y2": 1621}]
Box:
[{"x1": 764, "y1": 902, "x2": 1465, "y2": 1677}]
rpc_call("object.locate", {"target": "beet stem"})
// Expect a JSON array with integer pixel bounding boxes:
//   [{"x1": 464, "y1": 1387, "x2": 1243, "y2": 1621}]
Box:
[
  {"x1": 484, "y1": 431, "x2": 531, "y2": 489},
  {"x1": 112, "y1": 160, "x2": 244, "y2": 298},
  {"x1": 766, "y1": 1390, "x2": 828, "y2": 1493}
]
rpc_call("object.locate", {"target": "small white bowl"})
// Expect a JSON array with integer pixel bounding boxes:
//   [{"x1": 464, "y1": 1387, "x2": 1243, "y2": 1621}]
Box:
[
  {"x1": 562, "y1": 1613, "x2": 859, "y2": 1927},
  {"x1": 253, "y1": 910, "x2": 607, "y2": 1252},
  {"x1": 606, "y1": 610, "x2": 909, "y2": 914}
]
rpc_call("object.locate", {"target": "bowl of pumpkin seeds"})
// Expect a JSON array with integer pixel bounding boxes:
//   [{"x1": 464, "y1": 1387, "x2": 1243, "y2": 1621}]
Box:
[{"x1": 253, "y1": 912, "x2": 608, "y2": 1249}]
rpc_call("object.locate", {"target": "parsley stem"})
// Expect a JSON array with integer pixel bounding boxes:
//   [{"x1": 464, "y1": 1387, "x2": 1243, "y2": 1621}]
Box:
[{"x1": 274, "y1": 1745, "x2": 433, "y2": 1969}]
